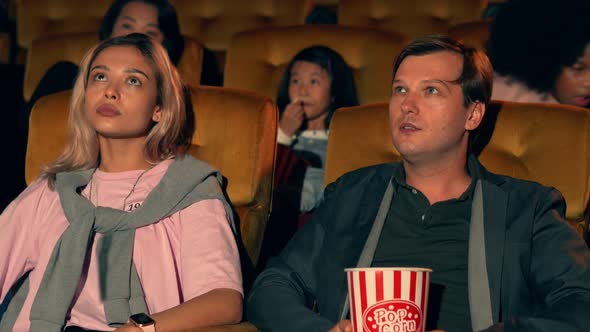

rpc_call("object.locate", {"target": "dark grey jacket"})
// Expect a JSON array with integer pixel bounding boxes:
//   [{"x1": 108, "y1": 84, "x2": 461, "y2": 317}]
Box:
[{"x1": 247, "y1": 157, "x2": 590, "y2": 332}]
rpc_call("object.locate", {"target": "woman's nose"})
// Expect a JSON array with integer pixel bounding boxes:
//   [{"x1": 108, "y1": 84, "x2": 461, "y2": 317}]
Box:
[{"x1": 104, "y1": 83, "x2": 119, "y2": 100}]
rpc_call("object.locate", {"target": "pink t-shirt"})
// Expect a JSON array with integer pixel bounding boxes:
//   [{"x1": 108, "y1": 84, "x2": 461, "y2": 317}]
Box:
[{"x1": 0, "y1": 159, "x2": 242, "y2": 331}]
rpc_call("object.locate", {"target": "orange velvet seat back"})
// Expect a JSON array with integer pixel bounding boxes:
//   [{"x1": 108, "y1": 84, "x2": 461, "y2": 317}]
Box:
[
  {"x1": 338, "y1": 0, "x2": 487, "y2": 38},
  {"x1": 224, "y1": 25, "x2": 408, "y2": 105},
  {"x1": 23, "y1": 32, "x2": 204, "y2": 101},
  {"x1": 448, "y1": 19, "x2": 491, "y2": 50},
  {"x1": 16, "y1": 0, "x2": 312, "y2": 52},
  {"x1": 26, "y1": 86, "x2": 277, "y2": 265},
  {"x1": 312, "y1": 0, "x2": 340, "y2": 6},
  {"x1": 324, "y1": 101, "x2": 590, "y2": 232},
  {"x1": 17, "y1": 0, "x2": 109, "y2": 49},
  {"x1": 174, "y1": 0, "x2": 312, "y2": 52}
]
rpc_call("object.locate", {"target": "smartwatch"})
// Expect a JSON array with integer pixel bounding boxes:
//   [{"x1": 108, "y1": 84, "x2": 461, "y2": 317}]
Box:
[{"x1": 129, "y1": 312, "x2": 156, "y2": 332}]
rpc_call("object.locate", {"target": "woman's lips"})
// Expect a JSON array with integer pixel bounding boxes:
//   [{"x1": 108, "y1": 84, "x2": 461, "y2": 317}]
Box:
[
  {"x1": 574, "y1": 96, "x2": 590, "y2": 107},
  {"x1": 96, "y1": 104, "x2": 121, "y2": 117}
]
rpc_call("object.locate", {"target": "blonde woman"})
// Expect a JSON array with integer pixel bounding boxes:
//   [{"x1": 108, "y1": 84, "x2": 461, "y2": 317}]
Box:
[{"x1": 0, "y1": 33, "x2": 242, "y2": 332}]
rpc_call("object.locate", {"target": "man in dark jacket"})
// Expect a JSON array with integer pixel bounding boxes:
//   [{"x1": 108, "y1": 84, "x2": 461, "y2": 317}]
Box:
[{"x1": 247, "y1": 36, "x2": 590, "y2": 332}]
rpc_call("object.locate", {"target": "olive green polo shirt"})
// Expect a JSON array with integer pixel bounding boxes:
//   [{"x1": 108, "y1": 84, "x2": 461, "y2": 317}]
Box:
[{"x1": 372, "y1": 163, "x2": 477, "y2": 332}]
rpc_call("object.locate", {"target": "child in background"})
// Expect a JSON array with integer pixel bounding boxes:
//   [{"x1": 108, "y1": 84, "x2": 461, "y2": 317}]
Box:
[
  {"x1": 259, "y1": 46, "x2": 358, "y2": 268},
  {"x1": 276, "y1": 45, "x2": 358, "y2": 213}
]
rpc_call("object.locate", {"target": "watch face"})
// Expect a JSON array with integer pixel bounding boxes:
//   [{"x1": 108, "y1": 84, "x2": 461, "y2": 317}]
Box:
[{"x1": 130, "y1": 313, "x2": 155, "y2": 325}]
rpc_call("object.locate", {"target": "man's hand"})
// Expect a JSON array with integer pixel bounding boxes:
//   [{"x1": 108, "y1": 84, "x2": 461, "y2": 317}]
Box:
[
  {"x1": 329, "y1": 320, "x2": 353, "y2": 332},
  {"x1": 279, "y1": 98, "x2": 305, "y2": 136}
]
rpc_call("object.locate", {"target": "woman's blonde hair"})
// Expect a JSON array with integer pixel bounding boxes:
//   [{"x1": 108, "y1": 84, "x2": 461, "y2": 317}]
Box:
[{"x1": 43, "y1": 33, "x2": 189, "y2": 186}]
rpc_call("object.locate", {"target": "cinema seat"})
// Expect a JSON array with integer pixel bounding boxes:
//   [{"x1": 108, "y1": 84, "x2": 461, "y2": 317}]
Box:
[
  {"x1": 224, "y1": 25, "x2": 408, "y2": 104},
  {"x1": 338, "y1": 0, "x2": 487, "y2": 38}
]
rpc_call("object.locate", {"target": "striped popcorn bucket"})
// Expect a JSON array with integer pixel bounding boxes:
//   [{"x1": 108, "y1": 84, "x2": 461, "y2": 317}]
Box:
[{"x1": 345, "y1": 267, "x2": 432, "y2": 332}]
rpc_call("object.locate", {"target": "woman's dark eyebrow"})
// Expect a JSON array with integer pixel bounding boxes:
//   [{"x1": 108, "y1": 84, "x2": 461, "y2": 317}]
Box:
[
  {"x1": 90, "y1": 65, "x2": 109, "y2": 72},
  {"x1": 121, "y1": 15, "x2": 158, "y2": 28},
  {"x1": 121, "y1": 15, "x2": 137, "y2": 22},
  {"x1": 89, "y1": 65, "x2": 149, "y2": 80},
  {"x1": 126, "y1": 68, "x2": 150, "y2": 79}
]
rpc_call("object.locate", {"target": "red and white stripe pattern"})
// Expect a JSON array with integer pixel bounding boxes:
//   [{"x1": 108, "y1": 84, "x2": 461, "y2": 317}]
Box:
[{"x1": 346, "y1": 268, "x2": 431, "y2": 332}]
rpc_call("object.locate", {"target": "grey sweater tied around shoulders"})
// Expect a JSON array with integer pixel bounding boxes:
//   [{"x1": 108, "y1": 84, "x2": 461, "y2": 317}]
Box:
[{"x1": 0, "y1": 155, "x2": 235, "y2": 332}]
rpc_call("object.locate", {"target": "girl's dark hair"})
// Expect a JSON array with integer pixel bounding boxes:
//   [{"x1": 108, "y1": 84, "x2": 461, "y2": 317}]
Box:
[
  {"x1": 276, "y1": 45, "x2": 359, "y2": 129},
  {"x1": 487, "y1": 0, "x2": 590, "y2": 93},
  {"x1": 99, "y1": 0, "x2": 184, "y2": 65}
]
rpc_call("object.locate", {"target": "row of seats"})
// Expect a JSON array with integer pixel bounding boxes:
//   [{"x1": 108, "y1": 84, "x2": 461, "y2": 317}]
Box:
[
  {"x1": 21, "y1": 25, "x2": 407, "y2": 102},
  {"x1": 22, "y1": 22, "x2": 491, "y2": 103},
  {"x1": 337, "y1": 0, "x2": 487, "y2": 37},
  {"x1": 16, "y1": 0, "x2": 488, "y2": 51},
  {"x1": 1, "y1": 1, "x2": 500, "y2": 67},
  {"x1": 9, "y1": 0, "x2": 493, "y2": 68},
  {"x1": 11, "y1": 0, "x2": 496, "y2": 103},
  {"x1": 26, "y1": 88, "x2": 590, "y2": 269}
]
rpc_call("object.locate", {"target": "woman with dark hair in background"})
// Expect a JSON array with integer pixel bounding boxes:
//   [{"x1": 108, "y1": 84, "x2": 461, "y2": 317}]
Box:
[
  {"x1": 28, "y1": 0, "x2": 221, "y2": 111},
  {"x1": 259, "y1": 46, "x2": 359, "y2": 268},
  {"x1": 99, "y1": 0, "x2": 185, "y2": 65},
  {"x1": 488, "y1": 0, "x2": 590, "y2": 108}
]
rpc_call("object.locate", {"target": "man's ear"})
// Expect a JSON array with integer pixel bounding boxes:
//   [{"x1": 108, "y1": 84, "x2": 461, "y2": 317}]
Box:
[
  {"x1": 465, "y1": 101, "x2": 485, "y2": 130},
  {"x1": 152, "y1": 105, "x2": 162, "y2": 122}
]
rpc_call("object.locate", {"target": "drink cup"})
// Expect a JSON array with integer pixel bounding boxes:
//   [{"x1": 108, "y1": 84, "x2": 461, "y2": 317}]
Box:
[{"x1": 345, "y1": 267, "x2": 432, "y2": 332}]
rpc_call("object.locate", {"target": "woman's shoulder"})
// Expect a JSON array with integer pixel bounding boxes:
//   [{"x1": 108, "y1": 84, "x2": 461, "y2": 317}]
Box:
[
  {"x1": 2, "y1": 178, "x2": 60, "y2": 218},
  {"x1": 178, "y1": 198, "x2": 229, "y2": 220},
  {"x1": 492, "y1": 74, "x2": 559, "y2": 104},
  {"x1": 18, "y1": 178, "x2": 58, "y2": 204}
]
